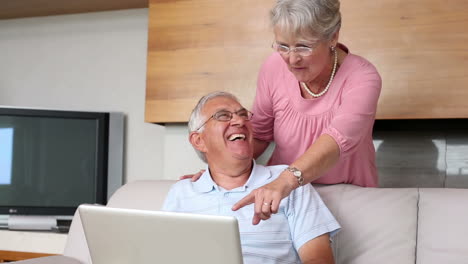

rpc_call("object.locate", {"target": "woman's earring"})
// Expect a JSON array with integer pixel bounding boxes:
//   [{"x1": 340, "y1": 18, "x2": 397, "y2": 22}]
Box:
[{"x1": 330, "y1": 46, "x2": 335, "y2": 52}]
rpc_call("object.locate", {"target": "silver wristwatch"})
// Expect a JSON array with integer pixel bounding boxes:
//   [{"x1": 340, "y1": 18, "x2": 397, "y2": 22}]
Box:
[{"x1": 285, "y1": 167, "x2": 304, "y2": 186}]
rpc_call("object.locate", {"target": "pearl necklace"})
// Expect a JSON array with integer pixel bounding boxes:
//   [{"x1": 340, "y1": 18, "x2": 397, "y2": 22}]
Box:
[{"x1": 300, "y1": 48, "x2": 338, "y2": 98}]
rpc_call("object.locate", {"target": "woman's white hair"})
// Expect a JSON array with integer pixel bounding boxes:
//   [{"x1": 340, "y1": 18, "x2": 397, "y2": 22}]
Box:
[
  {"x1": 188, "y1": 91, "x2": 240, "y2": 163},
  {"x1": 270, "y1": 0, "x2": 341, "y2": 41}
]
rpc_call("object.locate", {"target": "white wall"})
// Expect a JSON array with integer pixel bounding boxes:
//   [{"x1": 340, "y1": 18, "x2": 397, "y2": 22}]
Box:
[
  {"x1": 0, "y1": 9, "x2": 168, "y2": 183},
  {"x1": 163, "y1": 125, "x2": 206, "y2": 178}
]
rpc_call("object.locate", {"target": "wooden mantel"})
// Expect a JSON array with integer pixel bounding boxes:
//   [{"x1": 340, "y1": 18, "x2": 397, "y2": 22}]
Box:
[{"x1": 145, "y1": 0, "x2": 468, "y2": 123}]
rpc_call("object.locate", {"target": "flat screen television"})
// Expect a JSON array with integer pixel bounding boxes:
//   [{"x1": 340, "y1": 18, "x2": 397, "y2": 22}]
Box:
[{"x1": 0, "y1": 107, "x2": 124, "y2": 221}]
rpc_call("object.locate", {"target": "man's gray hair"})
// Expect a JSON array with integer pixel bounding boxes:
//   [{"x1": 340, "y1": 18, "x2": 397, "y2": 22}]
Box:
[
  {"x1": 188, "y1": 91, "x2": 241, "y2": 163},
  {"x1": 270, "y1": 0, "x2": 341, "y2": 41}
]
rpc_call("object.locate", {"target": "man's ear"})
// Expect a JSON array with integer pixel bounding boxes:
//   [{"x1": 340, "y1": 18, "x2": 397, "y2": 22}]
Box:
[{"x1": 189, "y1": 131, "x2": 207, "y2": 153}]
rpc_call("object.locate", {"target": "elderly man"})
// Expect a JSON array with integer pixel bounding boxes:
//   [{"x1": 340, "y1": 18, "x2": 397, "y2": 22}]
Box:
[{"x1": 162, "y1": 91, "x2": 340, "y2": 264}]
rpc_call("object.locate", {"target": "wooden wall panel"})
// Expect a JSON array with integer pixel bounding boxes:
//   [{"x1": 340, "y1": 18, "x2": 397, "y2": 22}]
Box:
[
  {"x1": 145, "y1": 0, "x2": 274, "y2": 123},
  {"x1": 145, "y1": 0, "x2": 468, "y2": 123},
  {"x1": 340, "y1": 0, "x2": 468, "y2": 119}
]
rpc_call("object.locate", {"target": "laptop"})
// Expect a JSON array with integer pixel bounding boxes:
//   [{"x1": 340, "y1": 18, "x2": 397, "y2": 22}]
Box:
[{"x1": 78, "y1": 205, "x2": 244, "y2": 264}]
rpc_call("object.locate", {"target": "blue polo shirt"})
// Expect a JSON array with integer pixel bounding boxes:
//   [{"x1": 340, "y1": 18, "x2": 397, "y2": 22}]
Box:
[{"x1": 162, "y1": 161, "x2": 340, "y2": 264}]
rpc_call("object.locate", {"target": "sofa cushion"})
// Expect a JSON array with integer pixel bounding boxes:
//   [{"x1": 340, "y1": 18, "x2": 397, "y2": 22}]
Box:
[
  {"x1": 106, "y1": 180, "x2": 176, "y2": 210},
  {"x1": 417, "y1": 188, "x2": 468, "y2": 264},
  {"x1": 315, "y1": 184, "x2": 418, "y2": 264}
]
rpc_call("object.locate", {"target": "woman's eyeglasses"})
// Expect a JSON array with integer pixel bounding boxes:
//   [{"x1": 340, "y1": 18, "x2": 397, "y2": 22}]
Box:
[{"x1": 272, "y1": 43, "x2": 315, "y2": 57}]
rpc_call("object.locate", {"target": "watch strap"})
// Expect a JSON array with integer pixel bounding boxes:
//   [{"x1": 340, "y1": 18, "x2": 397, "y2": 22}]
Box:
[{"x1": 285, "y1": 166, "x2": 304, "y2": 186}]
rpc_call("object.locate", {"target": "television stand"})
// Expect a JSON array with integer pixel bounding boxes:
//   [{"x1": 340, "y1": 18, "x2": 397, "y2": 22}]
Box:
[
  {"x1": 9, "y1": 215, "x2": 56, "y2": 231},
  {"x1": 0, "y1": 215, "x2": 72, "y2": 232}
]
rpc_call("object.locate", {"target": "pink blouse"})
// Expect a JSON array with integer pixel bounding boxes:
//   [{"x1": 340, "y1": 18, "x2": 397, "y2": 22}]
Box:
[{"x1": 252, "y1": 45, "x2": 382, "y2": 187}]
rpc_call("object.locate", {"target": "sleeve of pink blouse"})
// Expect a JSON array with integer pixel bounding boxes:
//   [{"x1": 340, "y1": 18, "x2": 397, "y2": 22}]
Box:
[
  {"x1": 322, "y1": 60, "x2": 382, "y2": 158},
  {"x1": 251, "y1": 58, "x2": 275, "y2": 142}
]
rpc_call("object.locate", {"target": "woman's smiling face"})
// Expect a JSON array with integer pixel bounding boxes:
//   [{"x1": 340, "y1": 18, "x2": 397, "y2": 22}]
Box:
[{"x1": 273, "y1": 26, "x2": 337, "y2": 84}]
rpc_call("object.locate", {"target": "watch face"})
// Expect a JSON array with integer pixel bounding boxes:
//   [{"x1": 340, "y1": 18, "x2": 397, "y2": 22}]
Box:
[{"x1": 293, "y1": 171, "x2": 301, "y2": 177}]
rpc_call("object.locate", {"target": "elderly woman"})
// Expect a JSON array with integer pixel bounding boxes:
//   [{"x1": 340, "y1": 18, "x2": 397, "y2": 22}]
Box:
[
  {"x1": 234, "y1": 0, "x2": 381, "y2": 223},
  {"x1": 186, "y1": 0, "x2": 381, "y2": 224}
]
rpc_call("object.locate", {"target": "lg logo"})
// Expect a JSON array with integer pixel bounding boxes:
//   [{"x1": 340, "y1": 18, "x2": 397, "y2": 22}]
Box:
[{"x1": 9, "y1": 208, "x2": 17, "y2": 214}]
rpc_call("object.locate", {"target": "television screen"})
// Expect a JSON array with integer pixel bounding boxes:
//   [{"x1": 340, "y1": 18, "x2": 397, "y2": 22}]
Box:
[{"x1": 0, "y1": 108, "x2": 122, "y2": 216}]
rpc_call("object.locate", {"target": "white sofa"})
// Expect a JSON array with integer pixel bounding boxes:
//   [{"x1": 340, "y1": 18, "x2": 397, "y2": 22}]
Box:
[{"x1": 13, "y1": 180, "x2": 468, "y2": 264}]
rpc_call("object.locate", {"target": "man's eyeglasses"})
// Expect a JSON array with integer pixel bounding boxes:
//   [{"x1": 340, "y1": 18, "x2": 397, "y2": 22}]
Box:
[
  {"x1": 272, "y1": 43, "x2": 315, "y2": 57},
  {"x1": 196, "y1": 109, "x2": 254, "y2": 131}
]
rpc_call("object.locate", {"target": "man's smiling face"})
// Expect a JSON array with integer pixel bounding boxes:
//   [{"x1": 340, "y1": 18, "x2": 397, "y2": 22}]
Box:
[{"x1": 195, "y1": 96, "x2": 254, "y2": 164}]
